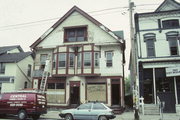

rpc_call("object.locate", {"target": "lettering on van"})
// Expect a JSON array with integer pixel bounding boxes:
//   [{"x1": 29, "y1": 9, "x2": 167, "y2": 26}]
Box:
[{"x1": 9, "y1": 94, "x2": 27, "y2": 100}]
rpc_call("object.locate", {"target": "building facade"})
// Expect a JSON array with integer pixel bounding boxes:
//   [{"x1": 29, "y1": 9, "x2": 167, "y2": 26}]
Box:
[
  {"x1": 30, "y1": 6, "x2": 125, "y2": 110},
  {"x1": 134, "y1": 0, "x2": 180, "y2": 113},
  {"x1": 0, "y1": 45, "x2": 33, "y2": 93}
]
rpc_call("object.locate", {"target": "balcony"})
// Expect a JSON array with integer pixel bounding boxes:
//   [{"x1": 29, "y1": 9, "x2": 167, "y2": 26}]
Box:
[{"x1": 33, "y1": 70, "x2": 43, "y2": 77}]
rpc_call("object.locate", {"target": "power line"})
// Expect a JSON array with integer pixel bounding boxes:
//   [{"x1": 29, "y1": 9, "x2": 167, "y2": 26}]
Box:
[{"x1": 0, "y1": 3, "x2": 161, "y2": 30}]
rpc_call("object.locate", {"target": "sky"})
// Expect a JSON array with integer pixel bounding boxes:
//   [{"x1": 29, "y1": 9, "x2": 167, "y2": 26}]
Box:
[{"x1": 0, "y1": 0, "x2": 179, "y2": 77}]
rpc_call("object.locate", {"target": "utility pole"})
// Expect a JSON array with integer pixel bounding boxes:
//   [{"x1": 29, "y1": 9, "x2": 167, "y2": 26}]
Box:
[{"x1": 129, "y1": 0, "x2": 139, "y2": 120}]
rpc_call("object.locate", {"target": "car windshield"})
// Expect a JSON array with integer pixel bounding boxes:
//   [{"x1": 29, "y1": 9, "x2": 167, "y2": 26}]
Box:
[
  {"x1": 78, "y1": 103, "x2": 92, "y2": 110},
  {"x1": 92, "y1": 103, "x2": 106, "y2": 110}
]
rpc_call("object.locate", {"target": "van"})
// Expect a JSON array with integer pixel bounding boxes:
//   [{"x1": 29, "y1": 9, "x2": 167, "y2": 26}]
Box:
[{"x1": 0, "y1": 92, "x2": 47, "y2": 120}]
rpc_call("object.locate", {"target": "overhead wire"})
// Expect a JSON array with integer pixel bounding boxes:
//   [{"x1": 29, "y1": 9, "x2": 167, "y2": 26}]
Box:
[{"x1": 0, "y1": 3, "x2": 161, "y2": 31}]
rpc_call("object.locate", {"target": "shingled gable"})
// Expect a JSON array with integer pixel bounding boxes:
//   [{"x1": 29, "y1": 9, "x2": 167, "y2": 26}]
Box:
[
  {"x1": 30, "y1": 6, "x2": 124, "y2": 49},
  {"x1": 0, "y1": 45, "x2": 24, "y2": 55},
  {"x1": 155, "y1": 0, "x2": 180, "y2": 12}
]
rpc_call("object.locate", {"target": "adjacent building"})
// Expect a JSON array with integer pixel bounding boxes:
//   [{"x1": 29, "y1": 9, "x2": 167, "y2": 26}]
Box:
[
  {"x1": 133, "y1": 0, "x2": 180, "y2": 113},
  {"x1": 0, "y1": 45, "x2": 33, "y2": 93},
  {"x1": 30, "y1": 6, "x2": 125, "y2": 110}
]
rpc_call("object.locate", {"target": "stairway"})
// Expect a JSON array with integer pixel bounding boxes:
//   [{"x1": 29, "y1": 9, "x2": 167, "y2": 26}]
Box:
[{"x1": 143, "y1": 104, "x2": 160, "y2": 115}]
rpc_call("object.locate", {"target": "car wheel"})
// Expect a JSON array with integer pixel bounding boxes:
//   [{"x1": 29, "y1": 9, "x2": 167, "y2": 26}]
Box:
[
  {"x1": 99, "y1": 116, "x2": 108, "y2": 120},
  {"x1": 65, "y1": 114, "x2": 73, "y2": 120},
  {"x1": 18, "y1": 110, "x2": 27, "y2": 120}
]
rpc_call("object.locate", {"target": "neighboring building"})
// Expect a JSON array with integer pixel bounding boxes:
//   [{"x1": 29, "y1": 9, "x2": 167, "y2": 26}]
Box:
[
  {"x1": 30, "y1": 6, "x2": 125, "y2": 111},
  {"x1": 133, "y1": 0, "x2": 180, "y2": 113},
  {"x1": 0, "y1": 45, "x2": 33, "y2": 93}
]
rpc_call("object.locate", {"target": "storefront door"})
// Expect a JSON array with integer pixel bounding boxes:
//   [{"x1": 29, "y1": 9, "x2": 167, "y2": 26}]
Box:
[{"x1": 70, "y1": 81, "x2": 80, "y2": 105}]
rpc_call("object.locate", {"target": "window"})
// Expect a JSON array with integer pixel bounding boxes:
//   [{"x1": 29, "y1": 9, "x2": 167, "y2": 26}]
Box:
[
  {"x1": 69, "y1": 53, "x2": 75, "y2": 67},
  {"x1": 162, "y1": 19, "x2": 179, "y2": 29},
  {"x1": 144, "y1": 33, "x2": 156, "y2": 57},
  {"x1": 94, "y1": 52, "x2": 99, "y2": 67},
  {"x1": 78, "y1": 103, "x2": 92, "y2": 109},
  {"x1": 24, "y1": 81, "x2": 28, "y2": 89},
  {"x1": 48, "y1": 83, "x2": 55, "y2": 89},
  {"x1": 64, "y1": 27, "x2": 87, "y2": 42},
  {"x1": 27, "y1": 64, "x2": 31, "y2": 77},
  {"x1": 84, "y1": 52, "x2": 91, "y2": 67},
  {"x1": 93, "y1": 103, "x2": 106, "y2": 110},
  {"x1": 56, "y1": 83, "x2": 65, "y2": 89},
  {"x1": 58, "y1": 53, "x2": 66, "y2": 67},
  {"x1": 77, "y1": 53, "x2": 81, "y2": 68},
  {"x1": 106, "y1": 52, "x2": 113, "y2": 67},
  {"x1": 53, "y1": 54, "x2": 56, "y2": 69},
  {"x1": 40, "y1": 54, "x2": 47, "y2": 64},
  {"x1": 0, "y1": 63, "x2": 5, "y2": 74},
  {"x1": 166, "y1": 31, "x2": 179, "y2": 56}
]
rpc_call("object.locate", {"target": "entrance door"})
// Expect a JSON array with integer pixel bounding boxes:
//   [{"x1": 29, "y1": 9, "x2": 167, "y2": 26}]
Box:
[
  {"x1": 70, "y1": 81, "x2": 80, "y2": 105},
  {"x1": 111, "y1": 79, "x2": 120, "y2": 105}
]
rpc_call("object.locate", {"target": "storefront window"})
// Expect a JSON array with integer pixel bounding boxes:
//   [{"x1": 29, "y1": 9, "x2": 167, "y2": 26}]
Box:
[
  {"x1": 47, "y1": 82, "x2": 65, "y2": 104},
  {"x1": 87, "y1": 83, "x2": 106, "y2": 103}
]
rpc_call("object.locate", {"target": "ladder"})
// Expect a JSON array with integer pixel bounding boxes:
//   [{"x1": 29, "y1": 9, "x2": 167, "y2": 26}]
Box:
[{"x1": 39, "y1": 58, "x2": 50, "y2": 93}]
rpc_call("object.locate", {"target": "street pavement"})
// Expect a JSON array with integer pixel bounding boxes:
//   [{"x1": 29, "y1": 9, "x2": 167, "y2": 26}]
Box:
[{"x1": 0, "y1": 111, "x2": 180, "y2": 120}]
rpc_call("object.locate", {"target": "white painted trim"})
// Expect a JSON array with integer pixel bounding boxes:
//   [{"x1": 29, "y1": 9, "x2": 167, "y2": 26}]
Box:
[{"x1": 153, "y1": 68, "x2": 157, "y2": 104}]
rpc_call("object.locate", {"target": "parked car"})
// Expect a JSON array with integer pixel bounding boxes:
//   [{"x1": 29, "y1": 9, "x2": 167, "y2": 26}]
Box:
[
  {"x1": 0, "y1": 91, "x2": 47, "y2": 120},
  {"x1": 59, "y1": 102, "x2": 116, "y2": 120}
]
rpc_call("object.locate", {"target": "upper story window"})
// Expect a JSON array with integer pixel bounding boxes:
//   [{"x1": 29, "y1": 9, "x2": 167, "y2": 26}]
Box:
[
  {"x1": 69, "y1": 53, "x2": 75, "y2": 67},
  {"x1": 106, "y1": 51, "x2": 113, "y2": 67},
  {"x1": 144, "y1": 33, "x2": 156, "y2": 57},
  {"x1": 58, "y1": 53, "x2": 66, "y2": 68},
  {"x1": 162, "y1": 19, "x2": 179, "y2": 29},
  {"x1": 64, "y1": 26, "x2": 87, "y2": 42},
  {"x1": 166, "y1": 31, "x2": 179, "y2": 56},
  {"x1": 27, "y1": 64, "x2": 32, "y2": 77},
  {"x1": 84, "y1": 52, "x2": 91, "y2": 67},
  {"x1": 24, "y1": 81, "x2": 28, "y2": 89},
  {"x1": 94, "y1": 52, "x2": 100, "y2": 67},
  {"x1": 77, "y1": 53, "x2": 81, "y2": 68},
  {"x1": 0, "y1": 63, "x2": 5, "y2": 74},
  {"x1": 53, "y1": 54, "x2": 56, "y2": 69},
  {"x1": 40, "y1": 54, "x2": 47, "y2": 64}
]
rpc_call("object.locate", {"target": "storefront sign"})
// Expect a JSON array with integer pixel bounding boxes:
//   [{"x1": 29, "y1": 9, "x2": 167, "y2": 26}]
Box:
[{"x1": 166, "y1": 67, "x2": 180, "y2": 77}]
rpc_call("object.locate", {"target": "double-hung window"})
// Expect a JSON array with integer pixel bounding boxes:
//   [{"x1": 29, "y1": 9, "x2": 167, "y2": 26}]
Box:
[
  {"x1": 77, "y1": 53, "x2": 81, "y2": 68},
  {"x1": 0, "y1": 63, "x2": 5, "y2": 74},
  {"x1": 64, "y1": 27, "x2": 87, "y2": 42},
  {"x1": 58, "y1": 53, "x2": 66, "y2": 67},
  {"x1": 40, "y1": 54, "x2": 47, "y2": 64},
  {"x1": 53, "y1": 54, "x2": 57, "y2": 69},
  {"x1": 144, "y1": 33, "x2": 156, "y2": 57},
  {"x1": 27, "y1": 64, "x2": 32, "y2": 77},
  {"x1": 69, "y1": 53, "x2": 75, "y2": 67},
  {"x1": 106, "y1": 52, "x2": 113, "y2": 67},
  {"x1": 84, "y1": 52, "x2": 91, "y2": 67},
  {"x1": 94, "y1": 52, "x2": 99, "y2": 67},
  {"x1": 166, "y1": 31, "x2": 179, "y2": 56}
]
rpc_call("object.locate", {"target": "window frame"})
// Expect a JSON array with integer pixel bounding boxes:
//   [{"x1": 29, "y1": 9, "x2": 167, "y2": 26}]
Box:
[
  {"x1": 94, "y1": 52, "x2": 100, "y2": 67},
  {"x1": 105, "y1": 51, "x2": 113, "y2": 67},
  {"x1": 0, "y1": 63, "x2": 5, "y2": 74},
  {"x1": 69, "y1": 53, "x2": 75, "y2": 68},
  {"x1": 144, "y1": 33, "x2": 156, "y2": 57},
  {"x1": 166, "y1": 31, "x2": 179, "y2": 56},
  {"x1": 27, "y1": 64, "x2": 32, "y2": 77},
  {"x1": 84, "y1": 52, "x2": 92, "y2": 67},
  {"x1": 64, "y1": 26, "x2": 87, "y2": 43},
  {"x1": 58, "y1": 53, "x2": 66, "y2": 68}
]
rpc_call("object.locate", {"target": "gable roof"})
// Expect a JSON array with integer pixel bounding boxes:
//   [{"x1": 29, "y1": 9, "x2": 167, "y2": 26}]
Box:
[
  {"x1": 0, "y1": 52, "x2": 32, "y2": 63},
  {"x1": 30, "y1": 6, "x2": 124, "y2": 49},
  {"x1": 0, "y1": 45, "x2": 23, "y2": 55},
  {"x1": 155, "y1": 0, "x2": 180, "y2": 12}
]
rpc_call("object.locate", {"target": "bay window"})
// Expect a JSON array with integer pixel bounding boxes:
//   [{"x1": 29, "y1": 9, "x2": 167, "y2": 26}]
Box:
[
  {"x1": 58, "y1": 53, "x2": 66, "y2": 67},
  {"x1": 84, "y1": 52, "x2": 91, "y2": 67}
]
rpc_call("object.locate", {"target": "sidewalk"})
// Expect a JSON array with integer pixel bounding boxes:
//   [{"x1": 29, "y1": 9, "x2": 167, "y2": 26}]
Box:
[{"x1": 117, "y1": 112, "x2": 180, "y2": 120}]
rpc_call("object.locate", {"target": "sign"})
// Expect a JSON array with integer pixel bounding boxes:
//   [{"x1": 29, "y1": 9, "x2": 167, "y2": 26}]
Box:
[{"x1": 166, "y1": 67, "x2": 180, "y2": 77}]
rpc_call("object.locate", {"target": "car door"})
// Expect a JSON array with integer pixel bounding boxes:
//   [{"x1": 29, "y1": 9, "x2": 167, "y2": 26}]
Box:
[
  {"x1": 74, "y1": 103, "x2": 92, "y2": 120},
  {"x1": 91, "y1": 103, "x2": 107, "y2": 120}
]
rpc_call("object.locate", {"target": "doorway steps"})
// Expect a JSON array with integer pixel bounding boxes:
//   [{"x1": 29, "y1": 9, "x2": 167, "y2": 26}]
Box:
[
  {"x1": 110, "y1": 105, "x2": 124, "y2": 114},
  {"x1": 143, "y1": 104, "x2": 160, "y2": 115}
]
